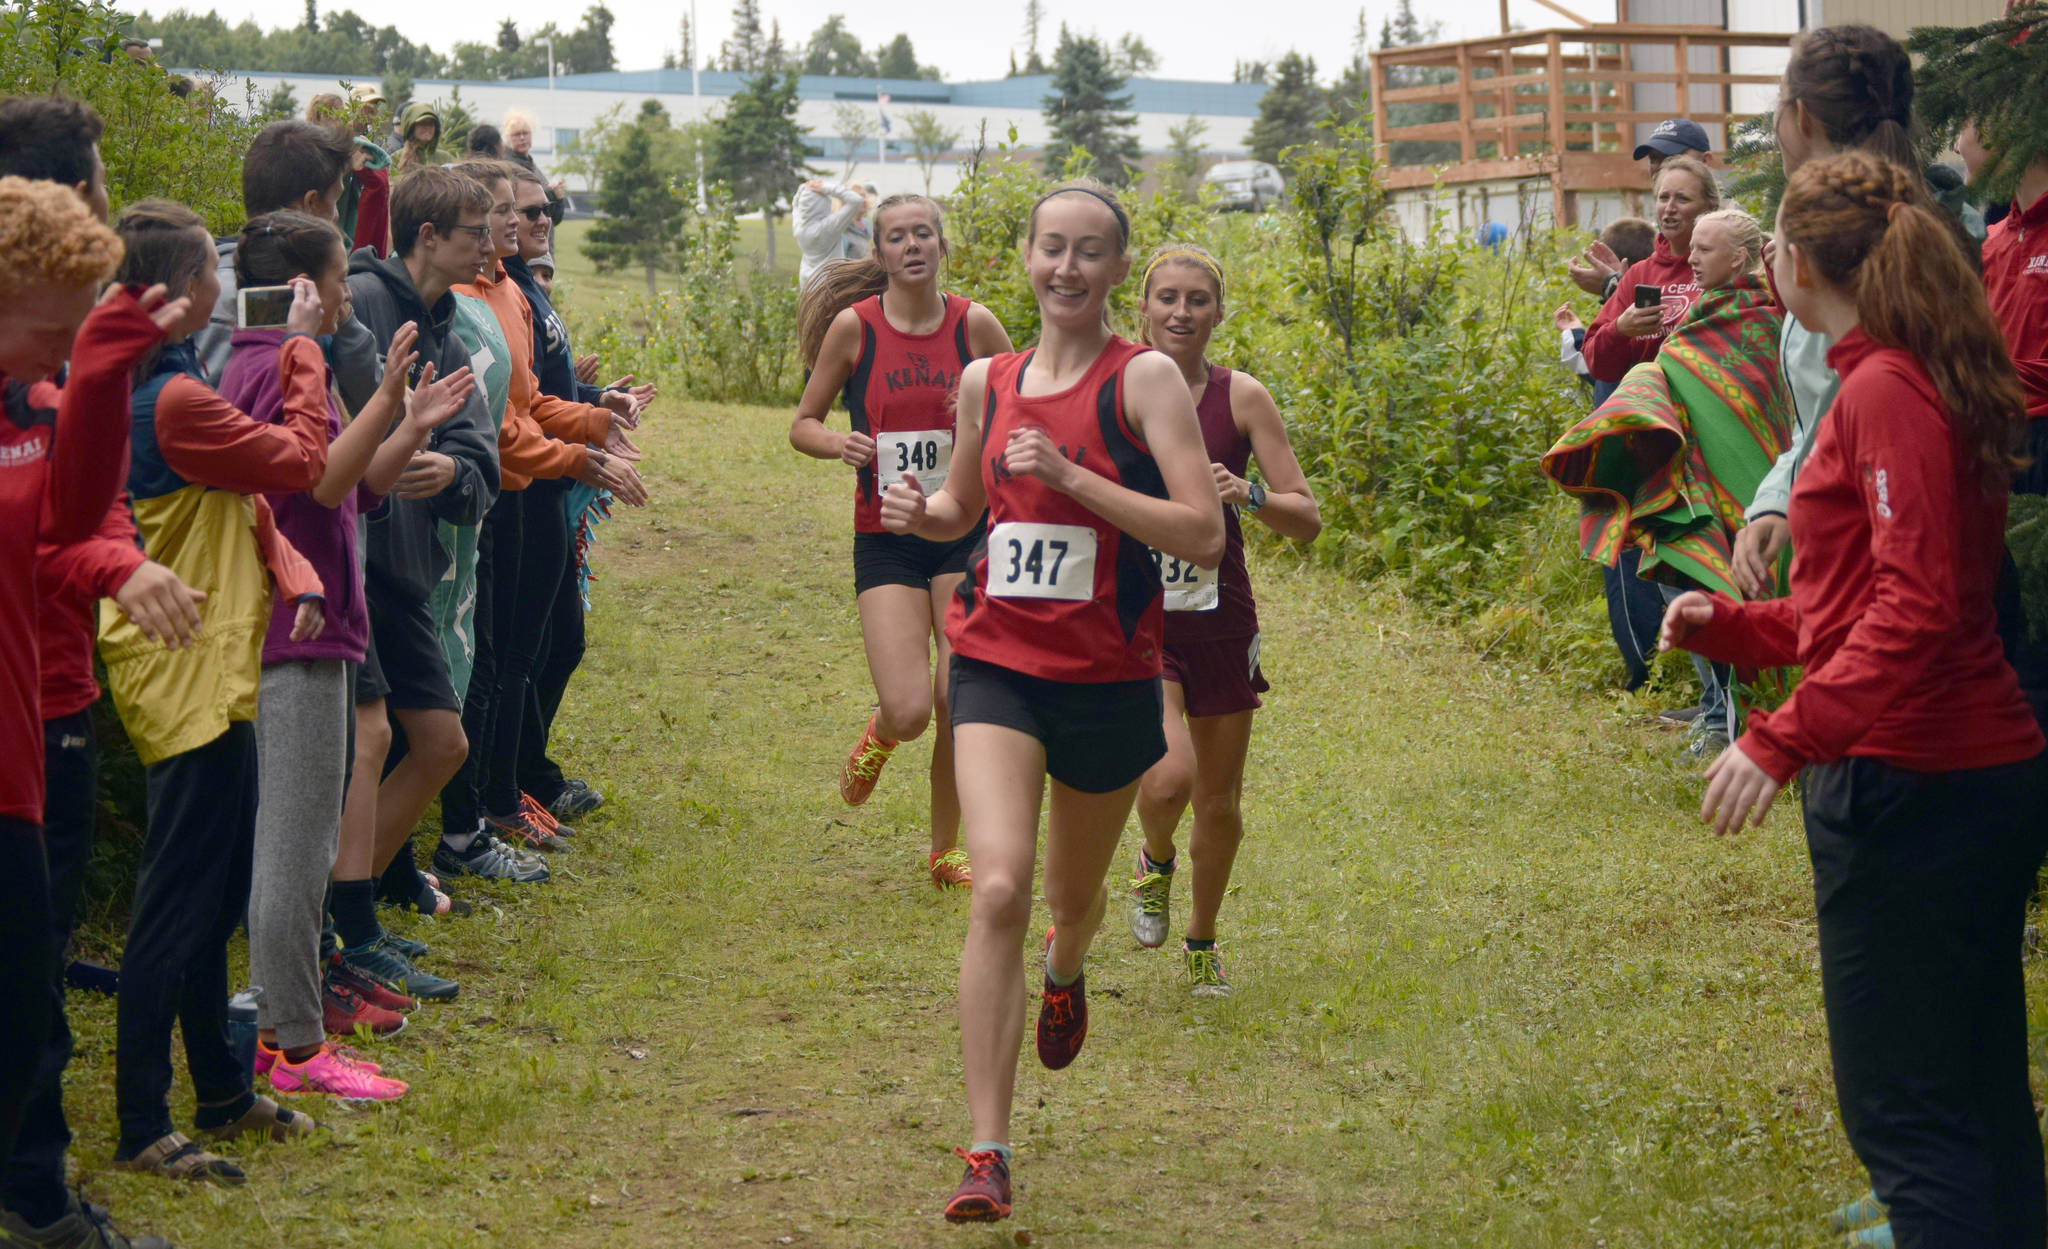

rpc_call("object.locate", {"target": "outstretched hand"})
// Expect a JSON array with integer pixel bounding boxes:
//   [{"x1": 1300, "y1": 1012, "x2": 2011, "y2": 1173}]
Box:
[
  {"x1": 1658, "y1": 590, "x2": 1715, "y2": 654},
  {"x1": 407, "y1": 362, "x2": 474, "y2": 434},
  {"x1": 1567, "y1": 240, "x2": 1622, "y2": 296},
  {"x1": 380, "y1": 321, "x2": 421, "y2": 393}
]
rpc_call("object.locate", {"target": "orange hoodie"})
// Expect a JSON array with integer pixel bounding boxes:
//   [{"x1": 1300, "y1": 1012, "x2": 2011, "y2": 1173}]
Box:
[{"x1": 453, "y1": 261, "x2": 613, "y2": 490}]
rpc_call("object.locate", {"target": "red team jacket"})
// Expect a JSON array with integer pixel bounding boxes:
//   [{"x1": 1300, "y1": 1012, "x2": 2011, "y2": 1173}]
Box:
[
  {"x1": 1683, "y1": 331, "x2": 2044, "y2": 783},
  {"x1": 1582, "y1": 236, "x2": 1702, "y2": 383},
  {"x1": 1984, "y1": 187, "x2": 2048, "y2": 417}
]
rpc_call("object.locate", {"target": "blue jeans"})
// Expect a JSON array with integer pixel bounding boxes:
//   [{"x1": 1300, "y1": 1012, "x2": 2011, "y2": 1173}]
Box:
[{"x1": 1658, "y1": 582, "x2": 1735, "y2": 738}]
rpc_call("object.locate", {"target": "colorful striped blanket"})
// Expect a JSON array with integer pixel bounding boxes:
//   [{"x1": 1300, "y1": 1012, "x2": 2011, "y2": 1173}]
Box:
[{"x1": 1541, "y1": 277, "x2": 1793, "y2": 598}]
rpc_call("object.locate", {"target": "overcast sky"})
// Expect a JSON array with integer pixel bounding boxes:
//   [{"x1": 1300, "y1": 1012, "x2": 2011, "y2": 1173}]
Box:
[{"x1": 182, "y1": 0, "x2": 1626, "y2": 83}]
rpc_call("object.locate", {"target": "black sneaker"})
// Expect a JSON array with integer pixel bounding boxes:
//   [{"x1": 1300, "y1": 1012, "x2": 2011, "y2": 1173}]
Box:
[
  {"x1": 549, "y1": 778, "x2": 605, "y2": 819},
  {"x1": 434, "y1": 835, "x2": 550, "y2": 883},
  {"x1": 0, "y1": 1192, "x2": 174, "y2": 1248},
  {"x1": 380, "y1": 929, "x2": 430, "y2": 961},
  {"x1": 338, "y1": 935, "x2": 459, "y2": 1002}
]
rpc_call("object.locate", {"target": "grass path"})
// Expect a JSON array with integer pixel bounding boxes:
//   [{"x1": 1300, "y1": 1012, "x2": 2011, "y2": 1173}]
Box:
[{"x1": 60, "y1": 398, "x2": 2029, "y2": 1247}]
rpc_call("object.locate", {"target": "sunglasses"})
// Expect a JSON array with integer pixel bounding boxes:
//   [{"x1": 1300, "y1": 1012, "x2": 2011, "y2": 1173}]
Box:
[
  {"x1": 443, "y1": 223, "x2": 491, "y2": 243},
  {"x1": 517, "y1": 205, "x2": 550, "y2": 222}
]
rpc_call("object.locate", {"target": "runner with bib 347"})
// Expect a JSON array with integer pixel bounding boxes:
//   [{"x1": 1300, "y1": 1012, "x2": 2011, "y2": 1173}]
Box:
[
  {"x1": 878, "y1": 180, "x2": 1223, "y2": 1224},
  {"x1": 1124, "y1": 243, "x2": 1321, "y2": 999},
  {"x1": 791, "y1": 194, "x2": 1012, "y2": 888}
]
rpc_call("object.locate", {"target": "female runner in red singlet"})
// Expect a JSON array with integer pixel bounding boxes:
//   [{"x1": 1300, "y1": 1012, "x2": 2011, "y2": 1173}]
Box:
[
  {"x1": 880, "y1": 181, "x2": 1224, "y2": 1224},
  {"x1": 791, "y1": 195, "x2": 1012, "y2": 888},
  {"x1": 1122, "y1": 244, "x2": 1321, "y2": 998}
]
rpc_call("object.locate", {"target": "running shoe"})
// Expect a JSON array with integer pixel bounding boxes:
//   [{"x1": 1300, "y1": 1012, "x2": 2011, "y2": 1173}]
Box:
[
  {"x1": 260, "y1": 1040, "x2": 383, "y2": 1079},
  {"x1": 549, "y1": 778, "x2": 605, "y2": 819},
  {"x1": 838, "y1": 714, "x2": 896, "y2": 806},
  {"x1": 1183, "y1": 942, "x2": 1233, "y2": 998},
  {"x1": 942, "y1": 1146, "x2": 1012, "y2": 1223},
  {"x1": 1845, "y1": 1225, "x2": 1893, "y2": 1248},
  {"x1": 380, "y1": 930, "x2": 430, "y2": 961},
  {"x1": 928, "y1": 847, "x2": 972, "y2": 889},
  {"x1": 1828, "y1": 1192, "x2": 1887, "y2": 1233},
  {"x1": 261, "y1": 1041, "x2": 407, "y2": 1103},
  {"x1": 1127, "y1": 854, "x2": 1172, "y2": 948},
  {"x1": 434, "y1": 835, "x2": 550, "y2": 883},
  {"x1": 521, "y1": 792, "x2": 575, "y2": 838},
  {"x1": 0, "y1": 1190, "x2": 173, "y2": 1248},
  {"x1": 1035, "y1": 927, "x2": 1088, "y2": 1070},
  {"x1": 338, "y1": 935, "x2": 460, "y2": 1002},
  {"x1": 327, "y1": 956, "x2": 417, "y2": 1014},
  {"x1": 485, "y1": 808, "x2": 570, "y2": 853},
  {"x1": 319, "y1": 977, "x2": 408, "y2": 1039},
  {"x1": 1655, "y1": 705, "x2": 1702, "y2": 728}
]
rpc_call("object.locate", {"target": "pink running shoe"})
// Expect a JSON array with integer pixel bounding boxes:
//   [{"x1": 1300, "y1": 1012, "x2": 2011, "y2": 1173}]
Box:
[
  {"x1": 256, "y1": 1040, "x2": 383, "y2": 1078},
  {"x1": 262, "y1": 1042, "x2": 408, "y2": 1102}
]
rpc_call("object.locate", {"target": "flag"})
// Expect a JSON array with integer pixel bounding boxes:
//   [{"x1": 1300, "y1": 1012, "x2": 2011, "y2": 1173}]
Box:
[{"x1": 878, "y1": 92, "x2": 892, "y2": 135}]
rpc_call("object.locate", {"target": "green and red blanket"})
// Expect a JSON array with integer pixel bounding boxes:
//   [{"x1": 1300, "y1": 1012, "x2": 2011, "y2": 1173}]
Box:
[{"x1": 1541, "y1": 277, "x2": 1793, "y2": 598}]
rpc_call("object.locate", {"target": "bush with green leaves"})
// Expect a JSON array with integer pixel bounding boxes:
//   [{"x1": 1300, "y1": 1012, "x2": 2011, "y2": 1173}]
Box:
[{"x1": 0, "y1": 0, "x2": 260, "y2": 233}]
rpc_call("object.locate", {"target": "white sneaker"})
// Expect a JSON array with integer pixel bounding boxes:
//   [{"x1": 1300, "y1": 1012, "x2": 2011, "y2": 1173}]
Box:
[{"x1": 1127, "y1": 854, "x2": 1172, "y2": 949}]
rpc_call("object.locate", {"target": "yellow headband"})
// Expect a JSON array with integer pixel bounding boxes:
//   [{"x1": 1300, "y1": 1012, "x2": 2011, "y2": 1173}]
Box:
[{"x1": 1142, "y1": 248, "x2": 1224, "y2": 293}]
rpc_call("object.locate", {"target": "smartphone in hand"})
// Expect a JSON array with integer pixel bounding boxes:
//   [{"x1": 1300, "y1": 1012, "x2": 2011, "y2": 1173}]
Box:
[
  {"x1": 1633, "y1": 283, "x2": 1663, "y2": 310},
  {"x1": 237, "y1": 285, "x2": 295, "y2": 330}
]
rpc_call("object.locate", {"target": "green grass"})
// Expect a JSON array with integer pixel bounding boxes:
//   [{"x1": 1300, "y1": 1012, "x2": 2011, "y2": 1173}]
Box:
[
  {"x1": 546, "y1": 215, "x2": 797, "y2": 317},
  {"x1": 56, "y1": 399, "x2": 2047, "y2": 1246}
]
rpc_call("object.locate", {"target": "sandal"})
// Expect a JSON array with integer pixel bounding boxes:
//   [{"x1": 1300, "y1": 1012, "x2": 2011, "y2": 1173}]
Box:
[
  {"x1": 113, "y1": 1132, "x2": 246, "y2": 1185},
  {"x1": 197, "y1": 1094, "x2": 321, "y2": 1145}
]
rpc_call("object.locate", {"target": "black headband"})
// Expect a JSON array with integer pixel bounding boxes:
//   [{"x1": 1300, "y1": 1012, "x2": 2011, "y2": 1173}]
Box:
[{"x1": 1033, "y1": 186, "x2": 1129, "y2": 247}]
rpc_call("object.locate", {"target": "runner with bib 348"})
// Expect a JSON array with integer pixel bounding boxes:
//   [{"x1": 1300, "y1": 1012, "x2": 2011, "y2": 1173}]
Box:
[
  {"x1": 878, "y1": 180, "x2": 1223, "y2": 1224},
  {"x1": 791, "y1": 194, "x2": 1012, "y2": 888}
]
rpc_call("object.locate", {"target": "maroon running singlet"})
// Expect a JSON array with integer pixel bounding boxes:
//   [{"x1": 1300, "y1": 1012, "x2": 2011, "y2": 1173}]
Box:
[
  {"x1": 844, "y1": 292, "x2": 975, "y2": 534},
  {"x1": 947, "y1": 337, "x2": 1168, "y2": 684},
  {"x1": 1160, "y1": 365, "x2": 1260, "y2": 645}
]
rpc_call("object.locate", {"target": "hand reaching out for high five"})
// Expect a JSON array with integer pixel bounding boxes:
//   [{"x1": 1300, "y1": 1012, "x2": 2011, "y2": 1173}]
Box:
[{"x1": 406, "y1": 362, "x2": 474, "y2": 434}]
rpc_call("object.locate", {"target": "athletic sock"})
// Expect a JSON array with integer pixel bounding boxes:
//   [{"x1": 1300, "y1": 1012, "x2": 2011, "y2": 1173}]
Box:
[
  {"x1": 1047, "y1": 959, "x2": 1082, "y2": 988},
  {"x1": 1184, "y1": 937, "x2": 1216, "y2": 952},
  {"x1": 330, "y1": 878, "x2": 381, "y2": 950},
  {"x1": 441, "y1": 819, "x2": 483, "y2": 853},
  {"x1": 969, "y1": 1140, "x2": 1013, "y2": 1162},
  {"x1": 191, "y1": 1090, "x2": 256, "y2": 1132},
  {"x1": 1143, "y1": 849, "x2": 1175, "y2": 875}
]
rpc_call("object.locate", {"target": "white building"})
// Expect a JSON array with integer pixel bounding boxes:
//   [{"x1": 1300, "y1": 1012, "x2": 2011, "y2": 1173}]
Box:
[{"x1": 204, "y1": 66, "x2": 1270, "y2": 197}]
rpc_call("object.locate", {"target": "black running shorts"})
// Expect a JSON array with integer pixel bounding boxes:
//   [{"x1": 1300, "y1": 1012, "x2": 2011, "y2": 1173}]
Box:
[
  {"x1": 947, "y1": 653, "x2": 1166, "y2": 794},
  {"x1": 852, "y1": 520, "x2": 984, "y2": 596}
]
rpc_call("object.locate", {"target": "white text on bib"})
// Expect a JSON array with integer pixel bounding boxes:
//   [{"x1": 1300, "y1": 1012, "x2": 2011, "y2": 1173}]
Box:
[{"x1": 987, "y1": 521, "x2": 1095, "y2": 601}]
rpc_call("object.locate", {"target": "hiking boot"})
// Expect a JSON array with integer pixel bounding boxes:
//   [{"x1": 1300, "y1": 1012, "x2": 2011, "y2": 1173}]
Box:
[
  {"x1": 942, "y1": 1146, "x2": 1012, "y2": 1223},
  {"x1": 485, "y1": 808, "x2": 569, "y2": 854},
  {"x1": 434, "y1": 835, "x2": 549, "y2": 883},
  {"x1": 1035, "y1": 928, "x2": 1087, "y2": 1071},
  {"x1": 338, "y1": 935, "x2": 459, "y2": 1002},
  {"x1": 838, "y1": 714, "x2": 896, "y2": 805},
  {"x1": 548, "y1": 778, "x2": 605, "y2": 819},
  {"x1": 327, "y1": 957, "x2": 417, "y2": 1015},
  {"x1": 1127, "y1": 852, "x2": 1172, "y2": 949},
  {"x1": 928, "y1": 847, "x2": 972, "y2": 889},
  {"x1": 319, "y1": 977, "x2": 408, "y2": 1039},
  {"x1": 261, "y1": 1041, "x2": 407, "y2": 1103},
  {"x1": 1183, "y1": 942, "x2": 1233, "y2": 998},
  {"x1": 0, "y1": 1192, "x2": 175, "y2": 1248}
]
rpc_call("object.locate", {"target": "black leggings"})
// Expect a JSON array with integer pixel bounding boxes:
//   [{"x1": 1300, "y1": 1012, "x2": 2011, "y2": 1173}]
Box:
[
  {"x1": 1804, "y1": 755, "x2": 2048, "y2": 1249},
  {"x1": 518, "y1": 479, "x2": 585, "y2": 803}
]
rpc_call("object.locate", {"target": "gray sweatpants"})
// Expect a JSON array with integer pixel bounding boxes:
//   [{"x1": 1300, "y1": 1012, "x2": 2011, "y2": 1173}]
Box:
[{"x1": 249, "y1": 659, "x2": 349, "y2": 1050}]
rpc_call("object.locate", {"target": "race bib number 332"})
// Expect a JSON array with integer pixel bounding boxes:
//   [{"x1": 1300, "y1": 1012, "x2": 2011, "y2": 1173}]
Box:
[
  {"x1": 876, "y1": 429, "x2": 951, "y2": 495},
  {"x1": 986, "y1": 521, "x2": 1096, "y2": 601}
]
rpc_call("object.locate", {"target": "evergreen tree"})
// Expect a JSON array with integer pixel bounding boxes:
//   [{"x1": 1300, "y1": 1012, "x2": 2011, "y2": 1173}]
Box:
[
  {"x1": 562, "y1": 5, "x2": 616, "y2": 74},
  {"x1": 1379, "y1": 0, "x2": 1458, "y2": 165},
  {"x1": 802, "y1": 15, "x2": 872, "y2": 78},
  {"x1": 764, "y1": 19, "x2": 786, "y2": 72},
  {"x1": 708, "y1": 69, "x2": 815, "y2": 267},
  {"x1": 1233, "y1": 60, "x2": 1267, "y2": 85},
  {"x1": 496, "y1": 18, "x2": 520, "y2": 55},
  {"x1": 1020, "y1": 0, "x2": 1045, "y2": 72},
  {"x1": 1911, "y1": 5, "x2": 2048, "y2": 205},
  {"x1": 301, "y1": 0, "x2": 317, "y2": 35},
  {"x1": 875, "y1": 33, "x2": 919, "y2": 79},
  {"x1": 721, "y1": 0, "x2": 766, "y2": 72},
  {"x1": 1041, "y1": 25, "x2": 1142, "y2": 184},
  {"x1": 1248, "y1": 51, "x2": 1322, "y2": 164},
  {"x1": 1327, "y1": 8, "x2": 1370, "y2": 126},
  {"x1": 261, "y1": 80, "x2": 298, "y2": 119},
  {"x1": 1112, "y1": 33, "x2": 1159, "y2": 76},
  {"x1": 678, "y1": 13, "x2": 694, "y2": 70},
  {"x1": 586, "y1": 99, "x2": 688, "y2": 293}
]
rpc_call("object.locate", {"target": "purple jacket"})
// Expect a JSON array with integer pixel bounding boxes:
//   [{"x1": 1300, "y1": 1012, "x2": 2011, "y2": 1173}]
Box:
[{"x1": 218, "y1": 329, "x2": 376, "y2": 665}]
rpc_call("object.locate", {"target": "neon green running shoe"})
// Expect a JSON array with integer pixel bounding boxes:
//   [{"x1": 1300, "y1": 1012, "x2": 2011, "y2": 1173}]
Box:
[
  {"x1": 1127, "y1": 855, "x2": 1171, "y2": 948},
  {"x1": 1182, "y1": 942, "x2": 1231, "y2": 998}
]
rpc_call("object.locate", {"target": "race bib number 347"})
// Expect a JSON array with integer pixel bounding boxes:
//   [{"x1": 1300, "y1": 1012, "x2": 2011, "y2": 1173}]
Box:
[
  {"x1": 986, "y1": 521, "x2": 1096, "y2": 601},
  {"x1": 876, "y1": 429, "x2": 951, "y2": 495}
]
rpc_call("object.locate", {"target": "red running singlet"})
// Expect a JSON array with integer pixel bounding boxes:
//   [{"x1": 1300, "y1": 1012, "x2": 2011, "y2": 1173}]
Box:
[
  {"x1": 1160, "y1": 365, "x2": 1260, "y2": 644},
  {"x1": 844, "y1": 292, "x2": 975, "y2": 533},
  {"x1": 947, "y1": 337, "x2": 1169, "y2": 684}
]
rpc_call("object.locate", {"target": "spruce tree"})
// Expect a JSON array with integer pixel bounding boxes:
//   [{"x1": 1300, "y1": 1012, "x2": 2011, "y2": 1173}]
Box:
[
  {"x1": 586, "y1": 100, "x2": 688, "y2": 293},
  {"x1": 1910, "y1": 4, "x2": 2048, "y2": 205},
  {"x1": 721, "y1": 0, "x2": 766, "y2": 72},
  {"x1": 708, "y1": 69, "x2": 815, "y2": 267},
  {"x1": 875, "y1": 34, "x2": 920, "y2": 79},
  {"x1": 1248, "y1": 51, "x2": 1322, "y2": 164},
  {"x1": 1041, "y1": 25, "x2": 1142, "y2": 184}
]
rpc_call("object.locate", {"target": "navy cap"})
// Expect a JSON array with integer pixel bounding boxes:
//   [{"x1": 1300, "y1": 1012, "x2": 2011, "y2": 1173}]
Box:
[{"x1": 1633, "y1": 117, "x2": 1712, "y2": 161}]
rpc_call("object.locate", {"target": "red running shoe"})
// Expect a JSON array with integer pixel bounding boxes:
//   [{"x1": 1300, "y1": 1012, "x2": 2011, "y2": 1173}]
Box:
[
  {"x1": 328, "y1": 958, "x2": 417, "y2": 1014},
  {"x1": 1035, "y1": 927, "x2": 1087, "y2": 1070},
  {"x1": 942, "y1": 1147, "x2": 1012, "y2": 1223},
  {"x1": 837, "y1": 714, "x2": 897, "y2": 806},
  {"x1": 321, "y1": 978, "x2": 408, "y2": 1039}
]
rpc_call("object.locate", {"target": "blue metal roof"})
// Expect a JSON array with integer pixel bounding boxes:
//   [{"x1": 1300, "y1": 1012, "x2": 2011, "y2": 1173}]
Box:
[{"x1": 493, "y1": 68, "x2": 1267, "y2": 116}]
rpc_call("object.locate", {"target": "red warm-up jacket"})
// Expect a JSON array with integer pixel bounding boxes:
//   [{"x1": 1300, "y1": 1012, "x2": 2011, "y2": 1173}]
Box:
[
  {"x1": 1680, "y1": 330, "x2": 2043, "y2": 783},
  {"x1": 1582, "y1": 235, "x2": 1702, "y2": 383},
  {"x1": 37, "y1": 495, "x2": 146, "y2": 721},
  {"x1": 0, "y1": 290, "x2": 163, "y2": 822},
  {"x1": 1983, "y1": 187, "x2": 2048, "y2": 418}
]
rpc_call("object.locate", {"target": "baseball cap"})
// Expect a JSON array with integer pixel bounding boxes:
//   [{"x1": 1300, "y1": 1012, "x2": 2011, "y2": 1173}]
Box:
[
  {"x1": 1633, "y1": 117, "x2": 1711, "y2": 161},
  {"x1": 531, "y1": 252, "x2": 556, "y2": 274},
  {"x1": 349, "y1": 84, "x2": 387, "y2": 107}
]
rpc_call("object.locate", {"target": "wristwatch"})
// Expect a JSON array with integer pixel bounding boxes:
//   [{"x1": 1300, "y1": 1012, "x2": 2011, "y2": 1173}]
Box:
[
  {"x1": 1601, "y1": 272, "x2": 1623, "y2": 302},
  {"x1": 1244, "y1": 481, "x2": 1267, "y2": 513}
]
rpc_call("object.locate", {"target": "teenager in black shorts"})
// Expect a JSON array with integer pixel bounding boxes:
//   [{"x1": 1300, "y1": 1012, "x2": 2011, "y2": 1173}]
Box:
[{"x1": 790, "y1": 194, "x2": 1011, "y2": 887}]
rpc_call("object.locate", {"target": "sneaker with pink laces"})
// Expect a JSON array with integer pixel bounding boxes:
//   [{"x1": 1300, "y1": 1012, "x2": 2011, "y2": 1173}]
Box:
[{"x1": 262, "y1": 1041, "x2": 408, "y2": 1102}]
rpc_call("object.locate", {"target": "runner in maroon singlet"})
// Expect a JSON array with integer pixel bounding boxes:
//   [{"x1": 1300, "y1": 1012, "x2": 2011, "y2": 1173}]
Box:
[
  {"x1": 791, "y1": 194, "x2": 1012, "y2": 888},
  {"x1": 879, "y1": 181, "x2": 1223, "y2": 1224},
  {"x1": 1122, "y1": 244, "x2": 1321, "y2": 999}
]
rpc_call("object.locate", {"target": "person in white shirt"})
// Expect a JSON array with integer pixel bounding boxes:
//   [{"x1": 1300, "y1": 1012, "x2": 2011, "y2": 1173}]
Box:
[{"x1": 794, "y1": 180, "x2": 872, "y2": 287}]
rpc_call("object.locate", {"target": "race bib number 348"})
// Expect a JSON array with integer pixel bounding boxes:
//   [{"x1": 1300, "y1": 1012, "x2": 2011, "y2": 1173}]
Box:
[
  {"x1": 986, "y1": 521, "x2": 1096, "y2": 601},
  {"x1": 876, "y1": 429, "x2": 951, "y2": 495}
]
